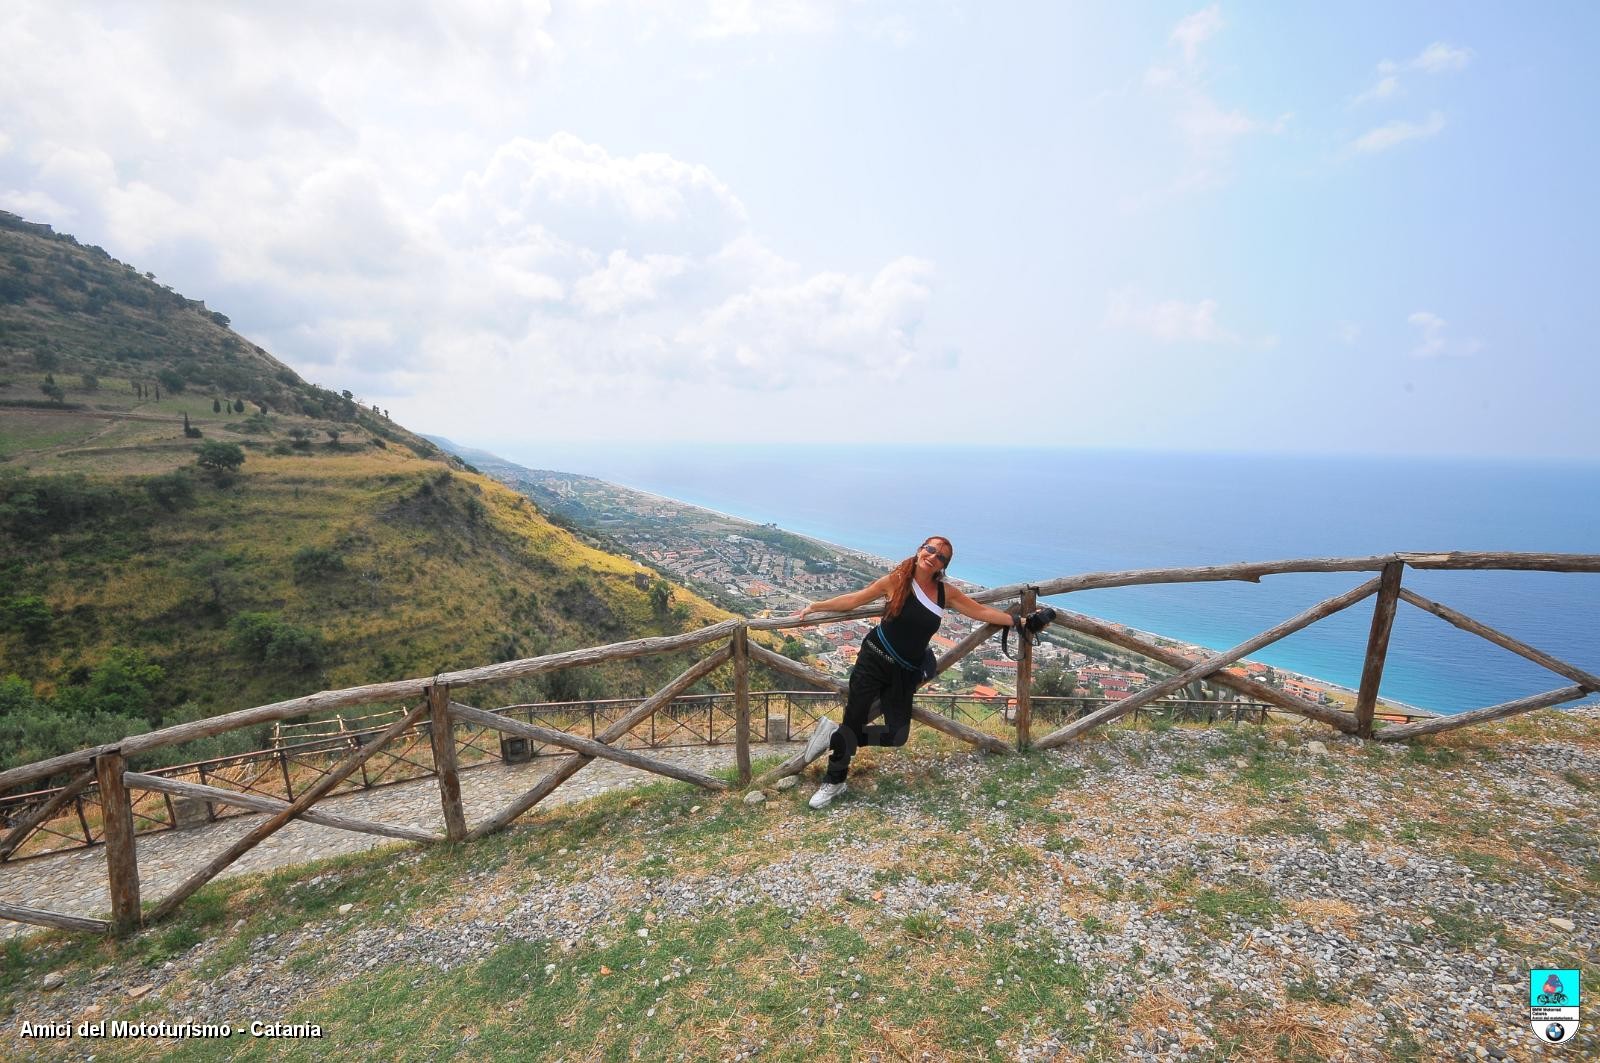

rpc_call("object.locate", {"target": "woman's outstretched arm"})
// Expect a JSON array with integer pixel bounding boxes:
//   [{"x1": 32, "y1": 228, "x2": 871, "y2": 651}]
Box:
[
  {"x1": 942, "y1": 584, "x2": 1017, "y2": 628},
  {"x1": 796, "y1": 574, "x2": 894, "y2": 620}
]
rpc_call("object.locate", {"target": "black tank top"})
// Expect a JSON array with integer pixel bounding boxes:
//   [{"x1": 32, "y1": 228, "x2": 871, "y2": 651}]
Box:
[{"x1": 875, "y1": 580, "x2": 944, "y2": 666}]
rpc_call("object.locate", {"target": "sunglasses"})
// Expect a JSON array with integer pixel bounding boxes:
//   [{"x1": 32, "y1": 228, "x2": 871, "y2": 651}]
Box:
[{"x1": 920, "y1": 544, "x2": 951, "y2": 566}]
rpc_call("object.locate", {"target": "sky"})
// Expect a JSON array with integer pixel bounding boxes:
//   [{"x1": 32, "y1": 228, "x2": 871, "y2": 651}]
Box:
[{"x1": 2, "y1": 2, "x2": 1596, "y2": 460}]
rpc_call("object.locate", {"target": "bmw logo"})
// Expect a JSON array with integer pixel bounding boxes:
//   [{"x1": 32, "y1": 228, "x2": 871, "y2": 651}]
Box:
[{"x1": 1544, "y1": 1021, "x2": 1565, "y2": 1042}]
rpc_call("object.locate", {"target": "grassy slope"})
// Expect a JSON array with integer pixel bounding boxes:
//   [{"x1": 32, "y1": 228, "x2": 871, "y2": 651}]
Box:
[
  {"x1": 0, "y1": 212, "x2": 736, "y2": 768},
  {"x1": 1, "y1": 711, "x2": 1595, "y2": 1061}
]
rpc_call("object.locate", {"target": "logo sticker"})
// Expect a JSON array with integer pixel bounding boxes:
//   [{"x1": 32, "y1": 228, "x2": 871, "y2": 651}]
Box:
[{"x1": 1529, "y1": 968, "x2": 1580, "y2": 1045}]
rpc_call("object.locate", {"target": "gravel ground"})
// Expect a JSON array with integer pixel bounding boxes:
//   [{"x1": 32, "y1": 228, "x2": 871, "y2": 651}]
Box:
[{"x1": 5, "y1": 707, "x2": 1597, "y2": 1062}]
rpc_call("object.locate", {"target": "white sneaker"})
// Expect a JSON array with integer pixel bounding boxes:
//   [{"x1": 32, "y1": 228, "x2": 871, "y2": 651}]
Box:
[
  {"x1": 808, "y1": 781, "x2": 847, "y2": 809},
  {"x1": 802, "y1": 717, "x2": 838, "y2": 763}
]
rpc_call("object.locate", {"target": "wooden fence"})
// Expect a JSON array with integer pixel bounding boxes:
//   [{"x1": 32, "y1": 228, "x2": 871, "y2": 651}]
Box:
[{"x1": 1, "y1": 551, "x2": 1595, "y2": 936}]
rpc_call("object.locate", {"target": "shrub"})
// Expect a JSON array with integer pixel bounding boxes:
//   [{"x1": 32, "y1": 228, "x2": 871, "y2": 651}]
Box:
[
  {"x1": 144, "y1": 470, "x2": 196, "y2": 511},
  {"x1": 292, "y1": 545, "x2": 346, "y2": 583},
  {"x1": 229, "y1": 612, "x2": 325, "y2": 670},
  {"x1": 1, "y1": 595, "x2": 52, "y2": 641},
  {"x1": 156, "y1": 367, "x2": 186, "y2": 393}
]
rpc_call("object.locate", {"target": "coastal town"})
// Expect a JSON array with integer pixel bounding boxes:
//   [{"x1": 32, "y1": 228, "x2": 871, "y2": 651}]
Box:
[{"x1": 451, "y1": 452, "x2": 1378, "y2": 714}]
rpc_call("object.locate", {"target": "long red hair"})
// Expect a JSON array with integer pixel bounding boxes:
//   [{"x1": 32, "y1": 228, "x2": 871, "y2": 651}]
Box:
[{"x1": 884, "y1": 536, "x2": 954, "y2": 620}]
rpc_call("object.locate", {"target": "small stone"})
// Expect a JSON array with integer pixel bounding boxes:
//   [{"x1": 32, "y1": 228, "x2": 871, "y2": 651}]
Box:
[
  {"x1": 1306, "y1": 741, "x2": 1329, "y2": 755},
  {"x1": 690, "y1": 806, "x2": 701, "y2": 814},
  {"x1": 1547, "y1": 917, "x2": 1575, "y2": 932},
  {"x1": 128, "y1": 984, "x2": 153, "y2": 1000},
  {"x1": 637, "y1": 928, "x2": 649, "y2": 938},
  {"x1": 81, "y1": 1005, "x2": 102, "y2": 1020},
  {"x1": 338, "y1": 903, "x2": 353, "y2": 915},
  {"x1": 744, "y1": 790, "x2": 767, "y2": 805},
  {"x1": 775, "y1": 777, "x2": 799, "y2": 791},
  {"x1": 41, "y1": 972, "x2": 64, "y2": 991}
]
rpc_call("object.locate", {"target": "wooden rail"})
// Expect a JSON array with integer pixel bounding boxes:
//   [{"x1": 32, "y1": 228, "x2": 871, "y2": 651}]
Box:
[{"x1": 1, "y1": 552, "x2": 1593, "y2": 937}]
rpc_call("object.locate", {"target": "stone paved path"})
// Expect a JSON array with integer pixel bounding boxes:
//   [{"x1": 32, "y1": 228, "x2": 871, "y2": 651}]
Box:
[{"x1": 0, "y1": 742, "x2": 796, "y2": 940}]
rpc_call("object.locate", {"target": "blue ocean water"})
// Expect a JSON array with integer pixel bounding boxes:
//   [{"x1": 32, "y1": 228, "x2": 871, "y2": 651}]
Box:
[{"x1": 514, "y1": 443, "x2": 1600, "y2": 715}]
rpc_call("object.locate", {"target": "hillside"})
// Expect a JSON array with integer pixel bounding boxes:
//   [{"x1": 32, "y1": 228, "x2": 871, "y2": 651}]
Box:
[
  {"x1": 0, "y1": 211, "x2": 733, "y2": 771},
  {"x1": 0, "y1": 711, "x2": 1594, "y2": 1060}
]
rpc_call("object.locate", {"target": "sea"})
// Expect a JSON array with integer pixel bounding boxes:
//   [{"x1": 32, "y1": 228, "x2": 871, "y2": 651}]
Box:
[{"x1": 511, "y1": 443, "x2": 1600, "y2": 716}]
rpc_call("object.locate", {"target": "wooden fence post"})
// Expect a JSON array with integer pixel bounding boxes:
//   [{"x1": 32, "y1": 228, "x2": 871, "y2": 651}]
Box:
[
  {"x1": 428, "y1": 684, "x2": 467, "y2": 841},
  {"x1": 734, "y1": 628, "x2": 752, "y2": 787},
  {"x1": 94, "y1": 752, "x2": 140, "y2": 934},
  {"x1": 1354, "y1": 561, "x2": 1404, "y2": 738},
  {"x1": 1015, "y1": 588, "x2": 1036, "y2": 751}
]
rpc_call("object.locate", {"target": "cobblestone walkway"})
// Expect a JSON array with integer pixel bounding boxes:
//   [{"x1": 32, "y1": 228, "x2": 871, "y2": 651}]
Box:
[{"x1": 0, "y1": 742, "x2": 796, "y2": 940}]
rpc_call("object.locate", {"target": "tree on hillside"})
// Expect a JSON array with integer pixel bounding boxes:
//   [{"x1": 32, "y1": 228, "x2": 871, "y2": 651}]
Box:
[
  {"x1": 213, "y1": 397, "x2": 222, "y2": 413},
  {"x1": 235, "y1": 398, "x2": 246, "y2": 413},
  {"x1": 962, "y1": 659, "x2": 992, "y2": 684},
  {"x1": 649, "y1": 579, "x2": 673, "y2": 618},
  {"x1": 1034, "y1": 663, "x2": 1077, "y2": 698},
  {"x1": 196, "y1": 441, "x2": 244, "y2": 477}
]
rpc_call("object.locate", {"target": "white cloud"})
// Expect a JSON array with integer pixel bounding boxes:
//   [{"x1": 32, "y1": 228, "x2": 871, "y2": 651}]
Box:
[
  {"x1": 1353, "y1": 112, "x2": 1445, "y2": 153},
  {"x1": 1413, "y1": 42, "x2": 1473, "y2": 74},
  {"x1": 573, "y1": 250, "x2": 692, "y2": 316},
  {"x1": 680, "y1": 257, "x2": 936, "y2": 387},
  {"x1": 1170, "y1": 4, "x2": 1224, "y2": 66},
  {"x1": 697, "y1": 0, "x2": 836, "y2": 39},
  {"x1": 1135, "y1": 5, "x2": 1285, "y2": 202},
  {"x1": 1407, "y1": 310, "x2": 1481, "y2": 358},
  {"x1": 1354, "y1": 41, "x2": 1472, "y2": 104},
  {"x1": 1106, "y1": 288, "x2": 1237, "y2": 344},
  {"x1": 0, "y1": 3, "x2": 960, "y2": 440}
]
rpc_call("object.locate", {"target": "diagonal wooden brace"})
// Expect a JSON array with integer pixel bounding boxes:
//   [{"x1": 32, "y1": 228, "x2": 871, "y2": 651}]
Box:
[
  {"x1": 1034, "y1": 576, "x2": 1383, "y2": 749},
  {"x1": 123, "y1": 772, "x2": 442, "y2": 843},
  {"x1": 148, "y1": 701, "x2": 430, "y2": 923},
  {"x1": 467, "y1": 644, "x2": 734, "y2": 840},
  {"x1": 449, "y1": 704, "x2": 729, "y2": 791}
]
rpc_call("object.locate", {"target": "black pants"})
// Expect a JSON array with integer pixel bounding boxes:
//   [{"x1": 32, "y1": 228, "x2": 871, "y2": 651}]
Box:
[{"x1": 823, "y1": 636, "x2": 918, "y2": 784}]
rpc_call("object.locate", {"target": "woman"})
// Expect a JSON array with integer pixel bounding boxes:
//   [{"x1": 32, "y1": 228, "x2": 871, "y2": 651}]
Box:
[{"x1": 794, "y1": 536, "x2": 1035, "y2": 809}]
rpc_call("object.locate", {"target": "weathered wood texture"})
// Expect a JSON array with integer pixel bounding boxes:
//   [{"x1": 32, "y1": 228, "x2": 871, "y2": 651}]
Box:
[
  {"x1": 745, "y1": 641, "x2": 1012, "y2": 756},
  {"x1": 1035, "y1": 576, "x2": 1383, "y2": 748},
  {"x1": 734, "y1": 628, "x2": 752, "y2": 786},
  {"x1": 1354, "y1": 562, "x2": 1405, "y2": 738},
  {"x1": 466, "y1": 645, "x2": 734, "y2": 840},
  {"x1": 122, "y1": 773, "x2": 442, "y2": 843},
  {"x1": 746, "y1": 553, "x2": 1599, "y2": 635},
  {"x1": 428, "y1": 684, "x2": 467, "y2": 841},
  {"x1": 1398, "y1": 588, "x2": 1600, "y2": 690},
  {"x1": 1047, "y1": 611, "x2": 1359, "y2": 732},
  {"x1": 747, "y1": 557, "x2": 1400, "y2": 631},
  {"x1": 1395, "y1": 552, "x2": 1600, "y2": 572},
  {"x1": 1015, "y1": 589, "x2": 1036, "y2": 750},
  {"x1": 449, "y1": 704, "x2": 730, "y2": 791},
  {"x1": 0, "y1": 901, "x2": 112, "y2": 935},
  {"x1": 148, "y1": 702, "x2": 430, "y2": 923},
  {"x1": 94, "y1": 753, "x2": 140, "y2": 933},
  {"x1": 0, "y1": 768, "x2": 96, "y2": 861},
  {"x1": 0, "y1": 620, "x2": 743, "y2": 795},
  {"x1": 1373, "y1": 685, "x2": 1592, "y2": 742}
]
